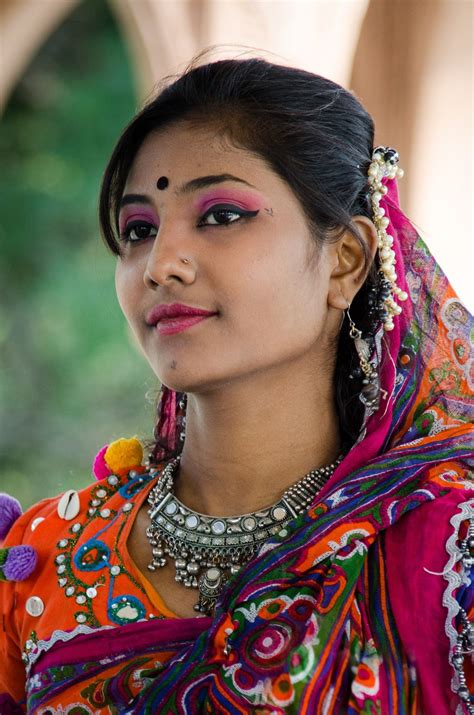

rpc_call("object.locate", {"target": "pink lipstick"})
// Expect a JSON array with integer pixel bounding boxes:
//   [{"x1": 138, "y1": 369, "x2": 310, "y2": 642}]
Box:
[{"x1": 146, "y1": 303, "x2": 218, "y2": 336}]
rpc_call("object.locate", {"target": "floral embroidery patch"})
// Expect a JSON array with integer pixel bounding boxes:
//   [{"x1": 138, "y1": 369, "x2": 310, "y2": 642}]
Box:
[{"x1": 53, "y1": 468, "x2": 155, "y2": 627}]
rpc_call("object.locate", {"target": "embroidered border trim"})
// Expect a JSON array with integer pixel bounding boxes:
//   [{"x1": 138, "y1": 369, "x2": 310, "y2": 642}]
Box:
[
  {"x1": 23, "y1": 623, "x2": 115, "y2": 676},
  {"x1": 442, "y1": 498, "x2": 474, "y2": 714}
]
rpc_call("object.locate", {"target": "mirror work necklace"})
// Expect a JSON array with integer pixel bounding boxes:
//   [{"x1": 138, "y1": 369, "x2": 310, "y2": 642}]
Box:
[{"x1": 146, "y1": 454, "x2": 343, "y2": 616}]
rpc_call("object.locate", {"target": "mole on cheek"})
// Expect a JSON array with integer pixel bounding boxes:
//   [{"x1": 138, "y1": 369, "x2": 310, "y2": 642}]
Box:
[
  {"x1": 170, "y1": 360, "x2": 177, "y2": 370},
  {"x1": 156, "y1": 176, "x2": 169, "y2": 190}
]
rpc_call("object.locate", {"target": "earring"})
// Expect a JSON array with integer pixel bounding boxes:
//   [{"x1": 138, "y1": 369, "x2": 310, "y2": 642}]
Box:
[
  {"x1": 178, "y1": 393, "x2": 187, "y2": 443},
  {"x1": 346, "y1": 304, "x2": 380, "y2": 411}
]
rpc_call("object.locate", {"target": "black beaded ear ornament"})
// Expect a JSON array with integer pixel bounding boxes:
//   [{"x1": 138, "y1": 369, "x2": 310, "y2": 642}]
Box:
[
  {"x1": 345, "y1": 146, "x2": 408, "y2": 415},
  {"x1": 156, "y1": 176, "x2": 169, "y2": 190}
]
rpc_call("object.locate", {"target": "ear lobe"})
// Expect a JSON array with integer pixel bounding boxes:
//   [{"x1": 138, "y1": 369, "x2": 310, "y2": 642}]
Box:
[{"x1": 327, "y1": 216, "x2": 378, "y2": 309}]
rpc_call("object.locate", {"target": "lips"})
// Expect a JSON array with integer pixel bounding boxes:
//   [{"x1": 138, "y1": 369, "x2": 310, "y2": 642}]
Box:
[
  {"x1": 146, "y1": 303, "x2": 217, "y2": 326},
  {"x1": 146, "y1": 303, "x2": 218, "y2": 335}
]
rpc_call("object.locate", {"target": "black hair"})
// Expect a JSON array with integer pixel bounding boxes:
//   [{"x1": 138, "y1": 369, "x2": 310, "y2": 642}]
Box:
[{"x1": 99, "y1": 57, "x2": 381, "y2": 450}]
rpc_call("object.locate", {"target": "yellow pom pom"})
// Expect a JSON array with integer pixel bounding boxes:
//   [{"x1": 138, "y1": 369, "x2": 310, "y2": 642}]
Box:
[{"x1": 104, "y1": 437, "x2": 143, "y2": 476}]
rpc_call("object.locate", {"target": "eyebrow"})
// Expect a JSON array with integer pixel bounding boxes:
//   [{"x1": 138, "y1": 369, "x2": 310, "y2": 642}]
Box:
[
  {"x1": 176, "y1": 173, "x2": 256, "y2": 194},
  {"x1": 119, "y1": 174, "x2": 256, "y2": 209},
  {"x1": 119, "y1": 193, "x2": 153, "y2": 208}
]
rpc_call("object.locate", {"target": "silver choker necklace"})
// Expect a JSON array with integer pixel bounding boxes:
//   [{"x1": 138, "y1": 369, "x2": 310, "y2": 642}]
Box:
[{"x1": 146, "y1": 454, "x2": 343, "y2": 616}]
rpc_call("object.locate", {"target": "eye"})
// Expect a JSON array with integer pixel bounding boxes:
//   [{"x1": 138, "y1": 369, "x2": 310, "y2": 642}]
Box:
[
  {"x1": 198, "y1": 204, "x2": 259, "y2": 227},
  {"x1": 121, "y1": 220, "x2": 158, "y2": 243}
]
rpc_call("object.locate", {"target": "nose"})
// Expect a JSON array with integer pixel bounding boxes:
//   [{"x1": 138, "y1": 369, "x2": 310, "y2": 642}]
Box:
[{"x1": 143, "y1": 229, "x2": 196, "y2": 289}]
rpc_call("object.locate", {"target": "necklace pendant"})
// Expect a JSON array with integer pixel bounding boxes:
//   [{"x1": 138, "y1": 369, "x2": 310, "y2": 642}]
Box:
[
  {"x1": 146, "y1": 454, "x2": 344, "y2": 616},
  {"x1": 194, "y1": 567, "x2": 226, "y2": 615}
]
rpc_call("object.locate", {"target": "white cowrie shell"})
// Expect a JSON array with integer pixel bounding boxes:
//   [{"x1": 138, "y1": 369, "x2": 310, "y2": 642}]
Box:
[
  {"x1": 30, "y1": 517, "x2": 45, "y2": 531},
  {"x1": 57, "y1": 490, "x2": 80, "y2": 520}
]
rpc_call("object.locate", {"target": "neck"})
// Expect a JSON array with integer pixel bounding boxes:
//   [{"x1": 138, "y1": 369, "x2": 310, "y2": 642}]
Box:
[{"x1": 174, "y1": 354, "x2": 342, "y2": 516}]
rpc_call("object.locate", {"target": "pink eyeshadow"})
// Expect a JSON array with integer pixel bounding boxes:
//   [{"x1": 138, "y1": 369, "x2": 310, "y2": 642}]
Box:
[
  {"x1": 118, "y1": 210, "x2": 158, "y2": 234},
  {"x1": 194, "y1": 189, "x2": 264, "y2": 214}
]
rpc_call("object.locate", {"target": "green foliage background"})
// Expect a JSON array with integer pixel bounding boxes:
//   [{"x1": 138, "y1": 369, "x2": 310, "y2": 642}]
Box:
[{"x1": 0, "y1": 0, "x2": 155, "y2": 508}]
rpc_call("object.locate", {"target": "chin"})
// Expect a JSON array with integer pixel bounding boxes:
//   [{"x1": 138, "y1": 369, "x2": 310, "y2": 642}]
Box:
[
  {"x1": 151, "y1": 365, "x2": 203, "y2": 394},
  {"x1": 155, "y1": 368, "x2": 233, "y2": 396}
]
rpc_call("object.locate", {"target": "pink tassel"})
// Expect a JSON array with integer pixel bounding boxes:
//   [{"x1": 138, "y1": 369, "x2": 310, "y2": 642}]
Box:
[
  {"x1": 92, "y1": 444, "x2": 112, "y2": 481},
  {"x1": 154, "y1": 386, "x2": 178, "y2": 461}
]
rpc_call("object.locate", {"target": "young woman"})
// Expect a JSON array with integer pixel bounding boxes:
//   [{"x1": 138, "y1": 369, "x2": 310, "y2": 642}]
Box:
[{"x1": 1, "y1": 58, "x2": 472, "y2": 714}]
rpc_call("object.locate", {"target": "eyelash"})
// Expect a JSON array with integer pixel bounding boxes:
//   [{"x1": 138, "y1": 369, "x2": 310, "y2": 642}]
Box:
[
  {"x1": 119, "y1": 204, "x2": 259, "y2": 243},
  {"x1": 120, "y1": 220, "x2": 157, "y2": 243},
  {"x1": 197, "y1": 204, "x2": 259, "y2": 227}
]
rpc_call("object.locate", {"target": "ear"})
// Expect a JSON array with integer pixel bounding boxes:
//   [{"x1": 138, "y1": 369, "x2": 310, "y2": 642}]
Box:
[{"x1": 326, "y1": 216, "x2": 378, "y2": 310}]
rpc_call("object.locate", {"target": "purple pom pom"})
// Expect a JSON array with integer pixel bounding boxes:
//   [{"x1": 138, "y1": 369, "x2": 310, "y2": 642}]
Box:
[
  {"x1": 3, "y1": 545, "x2": 37, "y2": 581},
  {"x1": 0, "y1": 493, "x2": 22, "y2": 540}
]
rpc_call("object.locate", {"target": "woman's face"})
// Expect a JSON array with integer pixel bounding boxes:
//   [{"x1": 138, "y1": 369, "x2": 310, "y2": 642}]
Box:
[{"x1": 115, "y1": 123, "x2": 342, "y2": 393}]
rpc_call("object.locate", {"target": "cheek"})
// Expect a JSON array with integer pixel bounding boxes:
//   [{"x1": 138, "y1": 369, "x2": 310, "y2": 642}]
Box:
[
  {"x1": 115, "y1": 261, "x2": 141, "y2": 324},
  {"x1": 114, "y1": 263, "x2": 127, "y2": 314},
  {"x1": 228, "y1": 253, "x2": 323, "y2": 345},
  {"x1": 241, "y1": 236, "x2": 321, "y2": 310}
]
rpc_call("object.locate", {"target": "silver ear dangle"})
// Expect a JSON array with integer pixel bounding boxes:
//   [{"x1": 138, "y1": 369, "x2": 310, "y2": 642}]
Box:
[
  {"x1": 346, "y1": 303, "x2": 380, "y2": 411},
  {"x1": 178, "y1": 393, "x2": 187, "y2": 443}
]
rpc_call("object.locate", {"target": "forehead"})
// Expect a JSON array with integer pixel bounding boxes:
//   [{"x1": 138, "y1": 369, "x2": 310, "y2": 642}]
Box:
[{"x1": 124, "y1": 123, "x2": 268, "y2": 190}]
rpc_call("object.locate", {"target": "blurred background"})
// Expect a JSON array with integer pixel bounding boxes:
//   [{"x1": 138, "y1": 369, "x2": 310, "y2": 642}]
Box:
[{"x1": 1, "y1": 0, "x2": 472, "y2": 508}]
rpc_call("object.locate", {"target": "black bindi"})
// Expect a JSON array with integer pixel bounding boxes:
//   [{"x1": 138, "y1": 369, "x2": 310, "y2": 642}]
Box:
[{"x1": 156, "y1": 176, "x2": 169, "y2": 190}]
